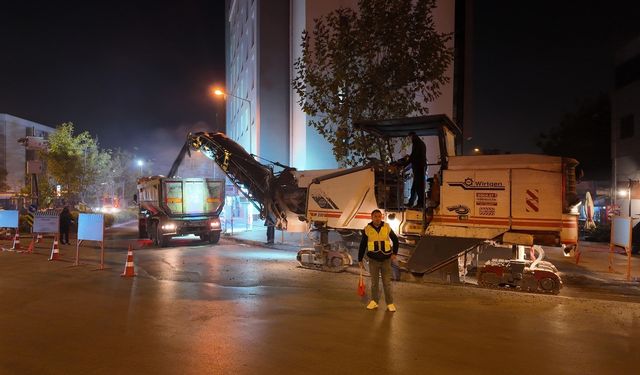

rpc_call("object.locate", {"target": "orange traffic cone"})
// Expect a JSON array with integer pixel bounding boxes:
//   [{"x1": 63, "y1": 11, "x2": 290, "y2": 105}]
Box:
[
  {"x1": 121, "y1": 245, "x2": 136, "y2": 277},
  {"x1": 49, "y1": 237, "x2": 61, "y2": 261},
  {"x1": 12, "y1": 232, "x2": 21, "y2": 250},
  {"x1": 25, "y1": 236, "x2": 35, "y2": 254}
]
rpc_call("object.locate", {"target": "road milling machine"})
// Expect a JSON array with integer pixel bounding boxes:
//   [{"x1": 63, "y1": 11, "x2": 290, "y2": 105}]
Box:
[{"x1": 177, "y1": 115, "x2": 579, "y2": 294}]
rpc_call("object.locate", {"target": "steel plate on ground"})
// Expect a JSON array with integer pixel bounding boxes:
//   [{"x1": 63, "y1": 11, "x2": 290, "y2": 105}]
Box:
[{"x1": 407, "y1": 236, "x2": 485, "y2": 274}]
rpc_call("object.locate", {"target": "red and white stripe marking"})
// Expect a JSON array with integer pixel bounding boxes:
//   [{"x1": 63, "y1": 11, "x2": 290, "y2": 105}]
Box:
[{"x1": 526, "y1": 189, "x2": 539, "y2": 212}]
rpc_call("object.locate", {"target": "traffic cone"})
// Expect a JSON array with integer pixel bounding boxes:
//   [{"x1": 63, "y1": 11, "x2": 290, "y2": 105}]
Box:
[
  {"x1": 121, "y1": 245, "x2": 136, "y2": 277},
  {"x1": 49, "y1": 237, "x2": 61, "y2": 261},
  {"x1": 12, "y1": 232, "x2": 21, "y2": 250},
  {"x1": 25, "y1": 236, "x2": 35, "y2": 254},
  {"x1": 36, "y1": 233, "x2": 43, "y2": 243}
]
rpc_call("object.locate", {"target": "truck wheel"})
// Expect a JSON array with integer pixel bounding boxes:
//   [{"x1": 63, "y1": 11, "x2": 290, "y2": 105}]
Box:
[
  {"x1": 209, "y1": 231, "x2": 220, "y2": 244},
  {"x1": 157, "y1": 225, "x2": 169, "y2": 247},
  {"x1": 138, "y1": 222, "x2": 148, "y2": 239},
  {"x1": 149, "y1": 223, "x2": 157, "y2": 245},
  {"x1": 159, "y1": 236, "x2": 170, "y2": 247}
]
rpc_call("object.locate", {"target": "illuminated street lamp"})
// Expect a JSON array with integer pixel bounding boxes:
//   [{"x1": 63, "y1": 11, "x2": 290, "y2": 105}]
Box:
[
  {"x1": 212, "y1": 87, "x2": 253, "y2": 154},
  {"x1": 619, "y1": 180, "x2": 633, "y2": 216},
  {"x1": 137, "y1": 159, "x2": 144, "y2": 175}
]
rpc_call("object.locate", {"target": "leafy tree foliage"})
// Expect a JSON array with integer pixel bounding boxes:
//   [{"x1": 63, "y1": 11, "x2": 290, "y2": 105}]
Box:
[
  {"x1": 293, "y1": 0, "x2": 453, "y2": 166},
  {"x1": 106, "y1": 149, "x2": 140, "y2": 206},
  {"x1": 536, "y1": 93, "x2": 611, "y2": 180},
  {"x1": 36, "y1": 177, "x2": 57, "y2": 208},
  {"x1": 39, "y1": 122, "x2": 111, "y2": 204}
]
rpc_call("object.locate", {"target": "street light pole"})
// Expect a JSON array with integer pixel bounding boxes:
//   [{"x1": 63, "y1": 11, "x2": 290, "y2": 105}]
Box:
[{"x1": 213, "y1": 89, "x2": 253, "y2": 155}]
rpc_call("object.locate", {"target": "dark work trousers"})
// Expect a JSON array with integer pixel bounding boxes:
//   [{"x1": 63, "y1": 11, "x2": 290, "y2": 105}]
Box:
[
  {"x1": 367, "y1": 257, "x2": 393, "y2": 304},
  {"x1": 60, "y1": 228, "x2": 70, "y2": 244},
  {"x1": 266, "y1": 225, "x2": 275, "y2": 244},
  {"x1": 411, "y1": 167, "x2": 426, "y2": 207}
]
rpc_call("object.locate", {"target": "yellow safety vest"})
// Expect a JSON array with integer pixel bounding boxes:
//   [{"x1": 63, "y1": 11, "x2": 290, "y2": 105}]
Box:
[{"x1": 365, "y1": 223, "x2": 392, "y2": 254}]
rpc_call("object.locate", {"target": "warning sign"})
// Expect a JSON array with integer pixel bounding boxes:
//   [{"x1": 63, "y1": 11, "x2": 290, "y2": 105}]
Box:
[
  {"x1": 476, "y1": 192, "x2": 498, "y2": 206},
  {"x1": 0, "y1": 210, "x2": 19, "y2": 228},
  {"x1": 33, "y1": 211, "x2": 60, "y2": 234},
  {"x1": 78, "y1": 213, "x2": 104, "y2": 241}
]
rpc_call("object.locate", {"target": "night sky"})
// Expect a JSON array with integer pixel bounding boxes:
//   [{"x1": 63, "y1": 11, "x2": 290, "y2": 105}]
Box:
[
  {"x1": 471, "y1": 0, "x2": 640, "y2": 153},
  {"x1": 2, "y1": 1, "x2": 640, "y2": 171},
  {"x1": 1, "y1": 0, "x2": 226, "y2": 173}
]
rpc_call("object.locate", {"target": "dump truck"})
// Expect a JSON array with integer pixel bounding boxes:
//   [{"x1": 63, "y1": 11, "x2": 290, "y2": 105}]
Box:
[{"x1": 135, "y1": 176, "x2": 224, "y2": 247}]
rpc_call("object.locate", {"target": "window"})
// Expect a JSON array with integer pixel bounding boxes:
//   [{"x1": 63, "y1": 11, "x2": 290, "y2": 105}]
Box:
[{"x1": 620, "y1": 115, "x2": 635, "y2": 139}]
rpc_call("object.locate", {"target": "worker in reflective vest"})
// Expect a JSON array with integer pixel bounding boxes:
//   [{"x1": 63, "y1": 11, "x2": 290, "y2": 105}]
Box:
[{"x1": 358, "y1": 209, "x2": 399, "y2": 312}]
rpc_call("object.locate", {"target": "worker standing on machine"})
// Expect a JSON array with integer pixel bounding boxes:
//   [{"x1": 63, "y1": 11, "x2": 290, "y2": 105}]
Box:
[
  {"x1": 358, "y1": 209, "x2": 399, "y2": 312},
  {"x1": 405, "y1": 132, "x2": 427, "y2": 208}
]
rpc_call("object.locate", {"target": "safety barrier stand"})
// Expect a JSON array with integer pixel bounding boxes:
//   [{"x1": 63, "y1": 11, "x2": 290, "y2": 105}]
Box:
[
  {"x1": 74, "y1": 213, "x2": 106, "y2": 270},
  {"x1": 609, "y1": 216, "x2": 633, "y2": 281}
]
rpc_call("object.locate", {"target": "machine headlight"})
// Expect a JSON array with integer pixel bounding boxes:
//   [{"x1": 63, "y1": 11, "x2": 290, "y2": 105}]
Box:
[
  {"x1": 387, "y1": 216, "x2": 401, "y2": 234},
  {"x1": 210, "y1": 220, "x2": 221, "y2": 229},
  {"x1": 569, "y1": 201, "x2": 582, "y2": 215},
  {"x1": 162, "y1": 223, "x2": 177, "y2": 231}
]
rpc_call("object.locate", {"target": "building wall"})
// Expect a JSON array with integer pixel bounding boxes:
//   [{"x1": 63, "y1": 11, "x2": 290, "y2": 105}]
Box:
[
  {"x1": 257, "y1": 0, "x2": 290, "y2": 165},
  {"x1": 0, "y1": 113, "x2": 54, "y2": 192},
  {"x1": 290, "y1": 0, "x2": 457, "y2": 170},
  {"x1": 228, "y1": 0, "x2": 458, "y2": 171},
  {"x1": 290, "y1": 0, "x2": 359, "y2": 170},
  {"x1": 612, "y1": 36, "x2": 640, "y2": 217},
  {"x1": 225, "y1": 0, "x2": 257, "y2": 155}
]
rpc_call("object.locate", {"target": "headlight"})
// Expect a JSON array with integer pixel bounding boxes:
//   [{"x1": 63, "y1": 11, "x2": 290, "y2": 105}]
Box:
[
  {"x1": 569, "y1": 201, "x2": 582, "y2": 215},
  {"x1": 162, "y1": 223, "x2": 177, "y2": 231},
  {"x1": 387, "y1": 217, "x2": 401, "y2": 234},
  {"x1": 210, "y1": 220, "x2": 221, "y2": 229}
]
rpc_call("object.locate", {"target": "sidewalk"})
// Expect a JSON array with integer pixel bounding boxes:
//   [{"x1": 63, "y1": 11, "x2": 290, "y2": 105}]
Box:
[
  {"x1": 223, "y1": 225, "x2": 316, "y2": 251},
  {"x1": 549, "y1": 241, "x2": 640, "y2": 285}
]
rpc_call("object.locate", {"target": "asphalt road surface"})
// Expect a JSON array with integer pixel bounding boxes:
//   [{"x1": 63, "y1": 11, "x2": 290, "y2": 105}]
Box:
[{"x1": 0, "y1": 225, "x2": 639, "y2": 374}]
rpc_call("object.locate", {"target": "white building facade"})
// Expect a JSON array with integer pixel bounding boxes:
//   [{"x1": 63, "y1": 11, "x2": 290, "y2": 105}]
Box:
[{"x1": 612, "y1": 36, "x2": 640, "y2": 218}]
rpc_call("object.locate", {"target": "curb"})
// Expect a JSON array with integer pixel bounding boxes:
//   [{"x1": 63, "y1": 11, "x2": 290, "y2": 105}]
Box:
[{"x1": 223, "y1": 233, "x2": 302, "y2": 252}]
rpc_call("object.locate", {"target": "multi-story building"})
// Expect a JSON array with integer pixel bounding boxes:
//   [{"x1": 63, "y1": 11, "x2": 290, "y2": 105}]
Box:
[
  {"x1": 0, "y1": 113, "x2": 54, "y2": 192},
  {"x1": 612, "y1": 36, "x2": 640, "y2": 218},
  {"x1": 224, "y1": 0, "x2": 467, "y2": 170}
]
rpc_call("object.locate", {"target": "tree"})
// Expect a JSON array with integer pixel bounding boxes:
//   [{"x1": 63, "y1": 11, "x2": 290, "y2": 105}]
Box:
[
  {"x1": 36, "y1": 177, "x2": 57, "y2": 208},
  {"x1": 293, "y1": 0, "x2": 453, "y2": 166},
  {"x1": 0, "y1": 167, "x2": 9, "y2": 191},
  {"x1": 107, "y1": 149, "x2": 139, "y2": 206},
  {"x1": 536, "y1": 93, "x2": 611, "y2": 180},
  {"x1": 39, "y1": 122, "x2": 111, "y2": 204}
]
